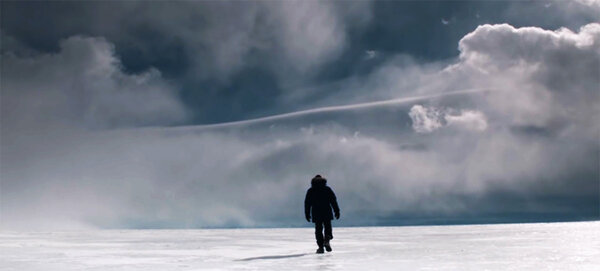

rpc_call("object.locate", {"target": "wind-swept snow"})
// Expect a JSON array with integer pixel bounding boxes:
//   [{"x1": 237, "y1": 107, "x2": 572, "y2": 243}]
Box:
[{"x1": 1, "y1": 221, "x2": 598, "y2": 270}]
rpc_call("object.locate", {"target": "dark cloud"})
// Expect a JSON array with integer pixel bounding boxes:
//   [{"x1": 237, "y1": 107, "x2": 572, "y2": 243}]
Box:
[
  {"x1": 1, "y1": 2, "x2": 598, "y2": 229},
  {"x1": 3, "y1": 1, "x2": 597, "y2": 123}
]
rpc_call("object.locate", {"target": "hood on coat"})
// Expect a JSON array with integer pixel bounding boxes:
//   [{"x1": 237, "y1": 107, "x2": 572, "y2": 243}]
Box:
[{"x1": 311, "y1": 175, "x2": 327, "y2": 187}]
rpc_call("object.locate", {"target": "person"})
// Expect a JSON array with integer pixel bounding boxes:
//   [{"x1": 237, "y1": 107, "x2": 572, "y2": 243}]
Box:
[{"x1": 304, "y1": 174, "x2": 340, "y2": 254}]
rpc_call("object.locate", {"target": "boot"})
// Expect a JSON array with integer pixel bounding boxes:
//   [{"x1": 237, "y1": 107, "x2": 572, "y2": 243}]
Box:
[
  {"x1": 316, "y1": 247, "x2": 325, "y2": 254},
  {"x1": 324, "y1": 237, "x2": 332, "y2": 252}
]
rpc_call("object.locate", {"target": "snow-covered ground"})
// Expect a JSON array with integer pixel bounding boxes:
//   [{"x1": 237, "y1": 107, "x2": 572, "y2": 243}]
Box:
[{"x1": 1, "y1": 221, "x2": 598, "y2": 270}]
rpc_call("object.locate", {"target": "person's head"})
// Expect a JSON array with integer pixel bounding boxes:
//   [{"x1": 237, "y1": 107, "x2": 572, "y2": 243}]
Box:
[{"x1": 311, "y1": 174, "x2": 327, "y2": 187}]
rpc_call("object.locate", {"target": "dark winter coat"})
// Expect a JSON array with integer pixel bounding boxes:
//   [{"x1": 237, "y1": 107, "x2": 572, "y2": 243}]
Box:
[{"x1": 304, "y1": 176, "x2": 340, "y2": 222}]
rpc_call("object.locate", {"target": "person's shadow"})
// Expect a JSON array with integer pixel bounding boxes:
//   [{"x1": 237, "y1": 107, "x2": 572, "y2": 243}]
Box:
[{"x1": 236, "y1": 253, "x2": 307, "y2": 261}]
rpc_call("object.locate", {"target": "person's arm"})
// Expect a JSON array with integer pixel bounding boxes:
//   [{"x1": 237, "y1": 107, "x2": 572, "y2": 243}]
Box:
[
  {"x1": 304, "y1": 189, "x2": 312, "y2": 222},
  {"x1": 329, "y1": 187, "x2": 340, "y2": 219}
]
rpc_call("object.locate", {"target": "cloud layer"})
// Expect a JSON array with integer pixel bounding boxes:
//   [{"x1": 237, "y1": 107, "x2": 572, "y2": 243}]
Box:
[{"x1": 1, "y1": 3, "x2": 598, "y2": 229}]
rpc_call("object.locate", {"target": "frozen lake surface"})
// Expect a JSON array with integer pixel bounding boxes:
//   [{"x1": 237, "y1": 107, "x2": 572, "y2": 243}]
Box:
[{"x1": 1, "y1": 221, "x2": 598, "y2": 270}]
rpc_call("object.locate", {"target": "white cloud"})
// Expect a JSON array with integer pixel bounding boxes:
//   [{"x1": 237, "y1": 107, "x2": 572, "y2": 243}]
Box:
[
  {"x1": 456, "y1": 23, "x2": 600, "y2": 132},
  {"x1": 409, "y1": 105, "x2": 488, "y2": 133},
  {"x1": 408, "y1": 105, "x2": 444, "y2": 133},
  {"x1": 445, "y1": 110, "x2": 488, "y2": 131},
  {"x1": 458, "y1": 23, "x2": 599, "y2": 72},
  {"x1": 267, "y1": 1, "x2": 347, "y2": 73}
]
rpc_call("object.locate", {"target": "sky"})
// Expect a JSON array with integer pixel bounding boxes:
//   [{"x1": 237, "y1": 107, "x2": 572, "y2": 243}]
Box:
[{"x1": 1, "y1": 0, "x2": 599, "y2": 230}]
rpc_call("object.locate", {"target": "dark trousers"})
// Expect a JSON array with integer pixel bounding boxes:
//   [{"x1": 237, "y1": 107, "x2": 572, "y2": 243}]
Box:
[{"x1": 314, "y1": 220, "x2": 332, "y2": 248}]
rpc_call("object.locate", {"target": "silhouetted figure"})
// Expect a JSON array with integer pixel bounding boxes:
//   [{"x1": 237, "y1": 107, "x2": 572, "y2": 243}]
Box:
[{"x1": 304, "y1": 175, "x2": 340, "y2": 254}]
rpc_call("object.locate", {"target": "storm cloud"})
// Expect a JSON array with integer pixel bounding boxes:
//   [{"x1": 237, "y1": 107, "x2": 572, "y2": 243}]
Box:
[
  {"x1": 1, "y1": 1, "x2": 598, "y2": 229},
  {"x1": 1, "y1": 36, "x2": 188, "y2": 130}
]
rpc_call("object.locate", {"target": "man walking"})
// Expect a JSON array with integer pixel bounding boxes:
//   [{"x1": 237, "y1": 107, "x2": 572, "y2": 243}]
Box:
[{"x1": 304, "y1": 174, "x2": 340, "y2": 254}]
